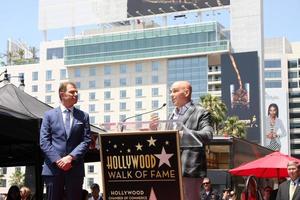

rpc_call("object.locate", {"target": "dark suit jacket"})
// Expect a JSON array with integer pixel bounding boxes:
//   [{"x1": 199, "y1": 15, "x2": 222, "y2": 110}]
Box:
[
  {"x1": 200, "y1": 189, "x2": 221, "y2": 200},
  {"x1": 276, "y1": 180, "x2": 300, "y2": 200},
  {"x1": 40, "y1": 107, "x2": 91, "y2": 177},
  {"x1": 171, "y1": 102, "x2": 213, "y2": 178}
]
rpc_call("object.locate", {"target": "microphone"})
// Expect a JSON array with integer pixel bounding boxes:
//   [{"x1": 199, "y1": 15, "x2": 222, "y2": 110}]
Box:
[{"x1": 120, "y1": 103, "x2": 166, "y2": 132}]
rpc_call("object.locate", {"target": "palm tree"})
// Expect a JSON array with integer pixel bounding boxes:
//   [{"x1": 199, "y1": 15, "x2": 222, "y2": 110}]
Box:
[
  {"x1": 29, "y1": 46, "x2": 38, "y2": 59},
  {"x1": 200, "y1": 94, "x2": 227, "y2": 135},
  {"x1": 17, "y1": 49, "x2": 25, "y2": 59},
  {"x1": 221, "y1": 116, "x2": 247, "y2": 138}
]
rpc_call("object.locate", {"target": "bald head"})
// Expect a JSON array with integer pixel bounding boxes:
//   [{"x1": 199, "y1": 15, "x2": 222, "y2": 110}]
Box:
[{"x1": 170, "y1": 81, "x2": 192, "y2": 108}]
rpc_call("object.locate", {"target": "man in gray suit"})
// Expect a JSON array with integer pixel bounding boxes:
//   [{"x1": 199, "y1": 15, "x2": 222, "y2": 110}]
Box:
[
  {"x1": 40, "y1": 81, "x2": 91, "y2": 200},
  {"x1": 276, "y1": 161, "x2": 300, "y2": 200},
  {"x1": 169, "y1": 81, "x2": 213, "y2": 200}
]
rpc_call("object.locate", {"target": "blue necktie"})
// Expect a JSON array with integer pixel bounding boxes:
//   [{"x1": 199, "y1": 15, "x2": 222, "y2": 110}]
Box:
[{"x1": 65, "y1": 109, "x2": 71, "y2": 138}]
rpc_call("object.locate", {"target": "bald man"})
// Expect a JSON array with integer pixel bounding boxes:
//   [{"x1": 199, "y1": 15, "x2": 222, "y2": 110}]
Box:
[{"x1": 169, "y1": 81, "x2": 213, "y2": 200}]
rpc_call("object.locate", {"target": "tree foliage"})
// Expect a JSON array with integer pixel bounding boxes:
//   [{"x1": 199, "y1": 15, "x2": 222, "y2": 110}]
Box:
[
  {"x1": 199, "y1": 94, "x2": 247, "y2": 138},
  {"x1": 9, "y1": 169, "x2": 24, "y2": 187},
  {"x1": 200, "y1": 94, "x2": 227, "y2": 134}
]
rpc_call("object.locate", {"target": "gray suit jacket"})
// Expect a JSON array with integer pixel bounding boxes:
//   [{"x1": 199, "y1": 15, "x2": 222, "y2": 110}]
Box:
[
  {"x1": 171, "y1": 102, "x2": 213, "y2": 178},
  {"x1": 276, "y1": 180, "x2": 300, "y2": 200},
  {"x1": 40, "y1": 107, "x2": 91, "y2": 176}
]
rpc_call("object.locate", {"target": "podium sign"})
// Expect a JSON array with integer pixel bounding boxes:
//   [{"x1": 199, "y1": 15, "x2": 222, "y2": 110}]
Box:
[{"x1": 99, "y1": 131, "x2": 183, "y2": 200}]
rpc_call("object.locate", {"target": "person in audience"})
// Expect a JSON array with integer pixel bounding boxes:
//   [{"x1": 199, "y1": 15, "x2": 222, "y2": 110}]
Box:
[
  {"x1": 6, "y1": 185, "x2": 21, "y2": 200},
  {"x1": 88, "y1": 183, "x2": 103, "y2": 200},
  {"x1": 20, "y1": 186, "x2": 31, "y2": 200}
]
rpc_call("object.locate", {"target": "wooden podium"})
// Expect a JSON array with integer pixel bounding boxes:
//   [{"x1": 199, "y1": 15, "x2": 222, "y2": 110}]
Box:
[{"x1": 99, "y1": 121, "x2": 184, "y2": 200}]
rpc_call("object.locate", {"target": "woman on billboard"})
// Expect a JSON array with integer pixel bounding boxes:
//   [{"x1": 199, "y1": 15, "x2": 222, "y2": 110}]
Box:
[{"x1": 265, "y1": 103, "x2": 287, "y2": 151}]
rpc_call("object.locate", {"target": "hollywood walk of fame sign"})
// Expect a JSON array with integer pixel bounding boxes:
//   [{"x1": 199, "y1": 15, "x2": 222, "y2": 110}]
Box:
[{"x1": 99, "y1": 130, "x2": 183, "y2": 200}]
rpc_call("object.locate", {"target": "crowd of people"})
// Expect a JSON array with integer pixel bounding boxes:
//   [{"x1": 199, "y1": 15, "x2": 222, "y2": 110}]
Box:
[{"x1": 0, "y1": 183, "x2": 103, "y2": 200}]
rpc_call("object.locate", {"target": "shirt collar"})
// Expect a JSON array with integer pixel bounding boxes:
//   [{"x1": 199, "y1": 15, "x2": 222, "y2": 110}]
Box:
[
  {"x1": 291, "y1": 178, "x2": 299, "y2": 185},
  {"x1": 174, "y1": 101, "x2": 192, "y2": 116},
  {"x1": 60, "y1": 104, "x2": 74, "y2": 113}
]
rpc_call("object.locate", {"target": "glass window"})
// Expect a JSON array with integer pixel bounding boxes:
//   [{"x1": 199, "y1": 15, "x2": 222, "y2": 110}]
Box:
[
  {"x1": 89, "y1": 67, "x2": 96, "y2": 76},
  {"x1": 104, "y1": 79, "x2": 111, "y2": 87},
  {"x1": 45, "y1": 95, "x2": 51, "y2": 104},
  {"x1": 104, "y1": 103, "x2": 111, "y2": 112},
  {"x1": 89, "y1": 104, "x2": 96, "y2": 112},
  {"x1": 120, "y1": 102, "x2": 126, "y2": 111},
  {"x1": 47, "y1": 47, "x2": 63, "y2": 60},
  {"x1": 104, "y1": 65, "x2": 111, "y2": 75},
  {"x1": 15, "y1": 167, "x2": 21, "y2": 173},
  {"x1": 264, "y1": 60, "x2": 281, "y2": 68},
  {"x1": 75, "y1": 82, "x2": 81, "y2": 89},
  {"x1": 135, "y1": 63, "x2": 143, "y2": 73},
  {"x1": 32, "y1": 71, "x2": 38, "y2": 81},
  {"x1": 32, "y1": 85, "x2": 38, "y2": 92},
  {"x1": 46, "y1": 70, "x2": 52, "y2": 81},
  {"x1": 119, "y1": 114, "x2": 126, "y2": 121},
  {"x1": 0, "y1": 179, "x2": 6, "y2": 187},
  {"x1": 120, "y1": 64, "x2": 127, "y2": 74},
  {"x1": 289, "y1": 72, "x2": 298, "y2": 78},
  {"x1": 152, "y1": 61, "x2": 160, "y2": 71},
  {"x1": 120, "y1": 90, "x2": 126, "y2": 98},
  {"x1": 89, "y1": 80, "x2": 96, "y2": 88},
  {"x1": 45, "y1": 84, "x2": 52, "y2": 92},
  {"x1": 289, "y1": 81, "x2": 298, "y2": 88},
  {"x1": 152, "y1": 76, "x2": 159, "y2": 84},
  {"x1": 136, "y1": 89, "x2": 143, "y2": 97},
  {"x1": 264, "y1": 71, "x2": 281, "y2": 78},
  {"x1": 75, "y1": 68, "x2": 81, "y2": 77},
  {"x1": 135, "y1": 101, "x2": 142, "y2": 110},
  {"x1": 288, "y1": 60, "x2": 297, "y2": 68},
  {"x1": 136, "y1": 77, "x2": 143, "y2": 85},
  {"x1": 0, "y1": 167, "x2": 7, "y2": 174},
  {"x1": 90, "y1": 116, "x2": 95, "y2": 124},
  {"x1": 120, "y1": 78, "x2": 127, "y2": 86},
  {"x1": 75, "y1": 105, "x2": 80, "y2": 110},
  {"x1": 264, "y1": 81, "x2": 281, "y2": 88},
  {"x1": 87, "y1": 178, "x2": 94, "y2": 188},
  {"x1": 104, "y1": 115, "x2": 110, "y2": 123},
  {"x1": 104, "y1": 91, "x2": 111, "y2": 99},
  {"x1": 89, "y1": 92, "x2": 96, "y2": 100},
  {"x1": 87, "y1": 165, "x2": 94, "y2": 173},
  {"x1": 60, "y1": 69, "x2": 67, "y2": 79},
  {"x1": 152, "y1": 100, "x2": 159, "y2": 109},
  {"x1": 152, "y1": 88, "x2": 159, "y2": 96}
]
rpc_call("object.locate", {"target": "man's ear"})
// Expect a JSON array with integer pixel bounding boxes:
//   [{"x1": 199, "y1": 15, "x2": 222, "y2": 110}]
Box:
[{"x1": 184, "y1": 89, "x2": 190, "y2": 97}]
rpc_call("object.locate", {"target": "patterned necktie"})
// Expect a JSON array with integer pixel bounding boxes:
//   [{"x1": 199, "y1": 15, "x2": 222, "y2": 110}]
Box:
[{"x1": 65, "y1": 109, "x2": 71, "y2": 138}]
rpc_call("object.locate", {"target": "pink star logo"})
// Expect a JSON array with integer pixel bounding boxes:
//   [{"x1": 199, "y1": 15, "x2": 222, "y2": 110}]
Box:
[{"x1": 154, "y1": 147, "x2": 174, "y2": 167}]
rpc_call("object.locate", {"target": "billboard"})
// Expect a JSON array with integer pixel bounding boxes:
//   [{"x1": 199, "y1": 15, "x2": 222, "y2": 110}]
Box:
[
  {"x1": 39, "y1": 0, "x2": 230, "y2": 30},
  {"x1": 39, "y1": 0, "x2": 127, "y2": 30},
  {"x1": 221, "y1": 51, "x2": 261, "y2": 143},
  {"x1": 264, "y1": 89, "x2": 289, "y2": 154},
  {"x1": 127, "y1": 0, "x2": 230, "y2": 17}
]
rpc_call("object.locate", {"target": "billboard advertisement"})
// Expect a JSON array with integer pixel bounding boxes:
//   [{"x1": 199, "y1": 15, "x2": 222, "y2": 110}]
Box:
[
  {"x1": 39, "y1": 0, "x2": 127, "y2": 30},
  {"x1": 221, "y1": 51, "x2": 261, "y2": 143},
  {"x1": 264, "y1": 89, "x2": 289, "y2": 154},
  {"x1": 128, "y1": 0, "x2": 230, "y2": 17}
]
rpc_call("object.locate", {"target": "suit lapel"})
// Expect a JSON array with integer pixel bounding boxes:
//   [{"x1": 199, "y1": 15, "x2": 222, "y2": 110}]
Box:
[
  {"x1": 55, "y1": 107, "x2": 67, "y2": 139},
  {"x1": 179, "y1": 104, "x2": 196, "y2": 127},
  {"x1": 68, "y1": 108, "x2": 78, "y2": 139},
  {"x1": 293, "y1": 182, "x2": 300, "y2": 200}
]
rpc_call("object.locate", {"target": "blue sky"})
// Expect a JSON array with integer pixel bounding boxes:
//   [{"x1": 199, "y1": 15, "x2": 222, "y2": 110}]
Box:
[{"x1": 0, "y1": 0, "x2": 299, "y2": 55}]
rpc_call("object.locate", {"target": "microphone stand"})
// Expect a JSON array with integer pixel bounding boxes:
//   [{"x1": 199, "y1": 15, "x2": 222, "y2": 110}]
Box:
[{"x1": 120, "y1": 103, "x2": 166, "y2": 132}]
